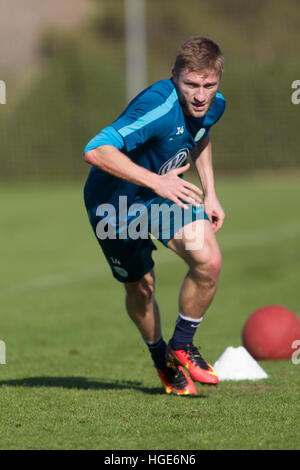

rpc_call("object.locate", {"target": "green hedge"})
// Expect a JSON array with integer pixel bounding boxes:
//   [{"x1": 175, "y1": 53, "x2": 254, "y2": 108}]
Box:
[{"x1": 0, "y1": 0, "x2": 299, "y2": 179}]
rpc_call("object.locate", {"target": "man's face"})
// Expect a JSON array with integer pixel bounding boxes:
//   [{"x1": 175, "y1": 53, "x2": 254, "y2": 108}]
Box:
[{"x1": 173, "y1": 68, "x2": 220, "y2": 118}]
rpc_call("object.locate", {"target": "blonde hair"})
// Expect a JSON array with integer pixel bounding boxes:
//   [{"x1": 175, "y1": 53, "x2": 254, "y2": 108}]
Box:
[{"x1": 174, "y1": 36, "x2": 224, "y2": 76}]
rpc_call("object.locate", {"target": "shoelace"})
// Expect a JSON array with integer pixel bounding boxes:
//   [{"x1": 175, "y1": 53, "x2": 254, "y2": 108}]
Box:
[
  {"x1": 184, "y1": 344, "x2": 210, "y2": 370},
  {"x1": 165, "y1": 364, "x2": 187, "y2": 388}
]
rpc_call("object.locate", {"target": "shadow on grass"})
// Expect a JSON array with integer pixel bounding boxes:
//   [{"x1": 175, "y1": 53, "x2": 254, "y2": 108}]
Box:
[{"x1": 0, "y1": 376, "x2": 208, "y2": 398}]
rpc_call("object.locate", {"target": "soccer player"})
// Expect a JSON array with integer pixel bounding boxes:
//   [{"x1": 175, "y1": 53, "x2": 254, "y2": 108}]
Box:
[{"x1": 83, "y1": 36, "x2": 226, "y2": 395}]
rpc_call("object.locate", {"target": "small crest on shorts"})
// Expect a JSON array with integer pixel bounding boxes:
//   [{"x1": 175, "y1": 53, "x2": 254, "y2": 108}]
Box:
[{"x1": 113, "y1": 266, "x2": 128, "y2": 277}]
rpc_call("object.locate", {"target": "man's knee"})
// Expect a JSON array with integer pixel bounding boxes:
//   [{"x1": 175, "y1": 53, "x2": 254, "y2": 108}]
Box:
[
  {"x1": 191, "y1": 247, "x2": 222, "y2": 285},
  {"x1": 207, "y1": 249, "x2": 222, "y2": 276},
  {"x1": 124, "y1": 270, "x2": 155, "y2": 303}
]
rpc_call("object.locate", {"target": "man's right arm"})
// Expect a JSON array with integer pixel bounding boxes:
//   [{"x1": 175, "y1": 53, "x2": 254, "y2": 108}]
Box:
[
  {"x1": 84, "y1": 145, "x2": 202, "y2": 210},
  {"x1": 84, "y1": 144, "x2": 159, "y2": 190}
]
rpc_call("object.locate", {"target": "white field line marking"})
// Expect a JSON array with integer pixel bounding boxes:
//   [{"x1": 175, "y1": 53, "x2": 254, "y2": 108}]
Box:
[{"x1": 1, "y1": 221, "x2": 299, "y2": 298}]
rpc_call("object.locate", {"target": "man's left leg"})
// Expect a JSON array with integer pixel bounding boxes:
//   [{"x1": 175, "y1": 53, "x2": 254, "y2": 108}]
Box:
[{"x1": 166, "y1": 219, "x2": 222, "y2": 384}]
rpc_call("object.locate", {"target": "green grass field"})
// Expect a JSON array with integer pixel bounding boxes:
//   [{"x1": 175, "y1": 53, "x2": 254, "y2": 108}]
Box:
[{"x1": 0, "y1": 172, "x2": 300, "y2": 450}]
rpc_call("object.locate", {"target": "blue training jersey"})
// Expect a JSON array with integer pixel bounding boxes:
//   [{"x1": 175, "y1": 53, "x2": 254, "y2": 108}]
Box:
[{"x1": 84, "y1": 78, "x2": 225, "y2": 209}]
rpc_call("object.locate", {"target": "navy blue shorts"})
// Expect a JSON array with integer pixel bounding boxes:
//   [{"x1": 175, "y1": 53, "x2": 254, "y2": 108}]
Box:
[{"x1": 85, "y1": 195, "x2": 210, "y2": 283}]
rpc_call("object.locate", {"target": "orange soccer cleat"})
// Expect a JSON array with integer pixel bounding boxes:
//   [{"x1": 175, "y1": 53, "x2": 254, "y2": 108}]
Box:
[
  {"x1": 167, "y1": 343, "x2": 219, "y2": 385},
  {"x1": 156, "y1": 362, "x2": 198, "y2": 396}
]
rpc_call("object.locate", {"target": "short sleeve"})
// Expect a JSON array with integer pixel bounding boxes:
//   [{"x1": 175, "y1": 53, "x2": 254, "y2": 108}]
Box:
[
  {"x1": 84, "y1": 125, "x2": 125, "y2": 153},
  {"x1": 111, "y1": 88, "x2": 178, "y2": 152}
]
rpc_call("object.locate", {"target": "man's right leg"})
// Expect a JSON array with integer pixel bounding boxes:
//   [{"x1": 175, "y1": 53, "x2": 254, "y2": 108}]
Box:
[
  {"x1": 124, "y1": 270, "x2": 161, "y2": 343},
  {"x1": 124, "y1": 270, "x2": 197, "y2": 395}
]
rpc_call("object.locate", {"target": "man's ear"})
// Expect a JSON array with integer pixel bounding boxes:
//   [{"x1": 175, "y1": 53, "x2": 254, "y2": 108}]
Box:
[{"x1": 171, "y1": 67, "x2": 177, "y2": 82}]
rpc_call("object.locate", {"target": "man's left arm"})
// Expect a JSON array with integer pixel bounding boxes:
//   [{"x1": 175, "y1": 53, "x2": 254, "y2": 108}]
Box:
[{"x1": 190, "y1": 135, "x2": 225, "y2": 233}]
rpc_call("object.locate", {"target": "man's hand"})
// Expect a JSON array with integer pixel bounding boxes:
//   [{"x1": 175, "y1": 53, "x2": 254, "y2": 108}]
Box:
[
  {"x1": 203, "y1": 194, "x2": 225, "y2": 232},
  {"x1": 152, "y1": 163, "x2": 203, "y2": 210}
]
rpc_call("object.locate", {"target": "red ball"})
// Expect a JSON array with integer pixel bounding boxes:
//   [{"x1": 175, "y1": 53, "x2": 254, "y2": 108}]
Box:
[{"x1": 242, "y1": 305, "x2": 300, "y2": 360}]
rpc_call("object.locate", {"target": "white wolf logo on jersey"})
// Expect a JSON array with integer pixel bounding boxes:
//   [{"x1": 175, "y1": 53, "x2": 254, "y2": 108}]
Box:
[{"x1": 158, "y1": 148, "x2": 189, "y2": 175}]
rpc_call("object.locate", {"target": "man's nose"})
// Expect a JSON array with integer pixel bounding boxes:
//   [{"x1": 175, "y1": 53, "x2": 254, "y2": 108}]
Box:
[{"x1": 195, "y1": 88, "x2": 206, "y2": 102}]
